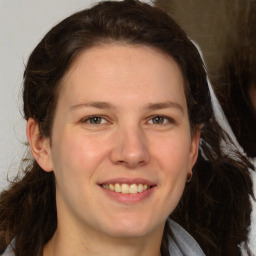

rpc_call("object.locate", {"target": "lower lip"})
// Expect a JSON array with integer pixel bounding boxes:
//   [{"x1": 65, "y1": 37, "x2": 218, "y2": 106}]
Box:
[{"x1": 99, "y1": 186, "x2": 155, "y2": 204}]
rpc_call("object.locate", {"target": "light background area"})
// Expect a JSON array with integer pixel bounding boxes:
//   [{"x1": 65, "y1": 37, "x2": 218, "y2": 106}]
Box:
[
  {"x1": 0, "y1": 0, "x2": 103, "y2": 188},
  {"x1": 0, "y1": 0, "x2": 255, "y2": 252}
]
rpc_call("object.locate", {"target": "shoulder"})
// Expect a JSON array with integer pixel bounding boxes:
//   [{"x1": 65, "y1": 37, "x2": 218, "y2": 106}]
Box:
[{"x1": 167, "y1": 218, "x2": 206, "y2": 256}]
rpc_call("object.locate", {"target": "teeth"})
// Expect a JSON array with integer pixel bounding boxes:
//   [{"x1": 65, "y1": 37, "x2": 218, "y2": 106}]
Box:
[
  {"x1": 138, "y1": 184, "x2": 144, "y2": 193},
  {"x1": 109, "y1": 184, "x2": 114, "y2": 191},
  {"x1": 114, "y1": 183, "x2": 121, "y2": 192},
  {"x1": 121, "y1": 184, "x2": 130, "y2": 194},
  {"x1": 102, "y1": 183, "x2": 151, "y2": 194},
  {"x1": 130, "y1": 184, "x2": 138, "y2": 194}
]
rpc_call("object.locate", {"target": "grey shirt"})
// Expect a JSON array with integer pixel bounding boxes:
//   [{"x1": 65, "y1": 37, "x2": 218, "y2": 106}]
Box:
[
  {"x1": 167, "y1": 219, "x2": 205, "y2": 255},
  {"x1": 1, "y1": 219, "x2": 205, "y2": 256}
]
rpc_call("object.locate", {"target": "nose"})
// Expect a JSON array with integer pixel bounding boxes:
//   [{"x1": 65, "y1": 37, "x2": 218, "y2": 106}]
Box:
[{"x1": 109, "y1": 126, "x2": 150, "y2": 169}]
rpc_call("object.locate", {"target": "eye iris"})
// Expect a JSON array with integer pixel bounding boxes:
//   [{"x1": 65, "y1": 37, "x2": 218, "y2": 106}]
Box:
[
  {"x1": 89, "y1": 117, "x2": 102, "y2": 124},
  {"x1": 153, "y1": 116, "x2": 164, "y2": 124}
]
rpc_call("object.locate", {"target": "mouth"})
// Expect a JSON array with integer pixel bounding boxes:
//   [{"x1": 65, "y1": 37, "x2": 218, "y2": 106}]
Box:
[{"x1": 100, "y1": 183, "x2": 154, "y2": 194}]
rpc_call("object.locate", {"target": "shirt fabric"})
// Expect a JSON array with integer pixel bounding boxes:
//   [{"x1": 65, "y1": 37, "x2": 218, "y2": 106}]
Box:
[{"x1": 1, "y1": 219, "x2": 205, "y2": 256}]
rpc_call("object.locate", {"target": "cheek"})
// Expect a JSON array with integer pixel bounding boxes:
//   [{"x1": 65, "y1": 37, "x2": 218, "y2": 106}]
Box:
[
  {"x1": 51, "y1": 130, "x2": 110, "y2": 178},
  {"x1": 50, "y1": 131, "x2": 110, "y2": 207},
  {"x1": 152, "y1": 134, "x2": 192, "y2": 175},
  {"x1": 149, "y1": 135, "x2": 191, "y2": 217}
]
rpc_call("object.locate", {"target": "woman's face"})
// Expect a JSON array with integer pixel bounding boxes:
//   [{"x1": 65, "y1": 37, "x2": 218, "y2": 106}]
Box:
[{"x1": 40, "y1": 44, "x2": 199, "y2": 240}]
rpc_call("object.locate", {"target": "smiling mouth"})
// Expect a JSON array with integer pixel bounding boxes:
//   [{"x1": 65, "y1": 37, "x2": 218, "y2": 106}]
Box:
[{"x1": 100, "y1": 183, "x2": 154, "y2": 194}]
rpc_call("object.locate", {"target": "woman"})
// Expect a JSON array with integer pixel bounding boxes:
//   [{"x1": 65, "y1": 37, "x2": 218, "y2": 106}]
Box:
[{"x1": 0, "y1": 0, "x2": 254, "y2": 255}]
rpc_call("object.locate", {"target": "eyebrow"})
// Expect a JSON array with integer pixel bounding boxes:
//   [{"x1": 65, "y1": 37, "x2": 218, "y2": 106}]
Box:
[
  {"x1": 70, "y1": 101, "x2": 115, "y2": 111},
  {"x1": 147, "y1": 102, "x2": 184, "y2": 114},
  {"x1": 70, "y1": 101, "x2": 184, "y2": 114}
]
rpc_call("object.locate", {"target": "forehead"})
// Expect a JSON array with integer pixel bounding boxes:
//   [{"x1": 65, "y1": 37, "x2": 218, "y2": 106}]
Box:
[
  {"x1": 68, "y1": 43, "x2": 182, "y2": 75},
  {"x1": 58, "y1": 43, "x2": 187, "y2": 109}
]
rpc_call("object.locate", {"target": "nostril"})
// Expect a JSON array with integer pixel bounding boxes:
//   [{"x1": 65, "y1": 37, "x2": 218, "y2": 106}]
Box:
[
  {"x1": 109, "y1": 130, "x2": 150, "y2": 167},
  {"x1": 115, "y1": 159, "x2": 148, "y2": 169}
]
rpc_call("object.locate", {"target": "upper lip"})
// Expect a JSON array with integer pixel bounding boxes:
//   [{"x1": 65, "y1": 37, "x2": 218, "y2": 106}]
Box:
[{"x1": 99, "y1": 177, "x2": 156, "y2": 186}]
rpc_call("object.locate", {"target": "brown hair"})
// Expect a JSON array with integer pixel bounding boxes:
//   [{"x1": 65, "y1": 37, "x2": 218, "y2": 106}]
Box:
[{"x1": 0, "y1": 1, "x2": 254, "y2": 255}]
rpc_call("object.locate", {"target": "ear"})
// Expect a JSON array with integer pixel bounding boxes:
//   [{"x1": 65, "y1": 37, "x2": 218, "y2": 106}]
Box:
[
  {"x1": 26, "y1": 118, "x2": 53, "y2": 172},
  {"x1": 188, "y1": 127, "x2": 201, "y2": 175}
]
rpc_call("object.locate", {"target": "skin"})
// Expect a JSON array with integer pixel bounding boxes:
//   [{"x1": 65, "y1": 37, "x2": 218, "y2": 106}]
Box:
[{"x1": 27, "y1": 44, "x2": 200, "y2": 256}]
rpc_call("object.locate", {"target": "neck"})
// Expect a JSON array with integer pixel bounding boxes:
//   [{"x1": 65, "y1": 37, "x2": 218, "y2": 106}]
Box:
[
  {"x1": 44, "y1": 193, "x2": 165, "y2": 256},
  {"x1": 43, "y1": 219, "x2": 164, "y2": 256}
]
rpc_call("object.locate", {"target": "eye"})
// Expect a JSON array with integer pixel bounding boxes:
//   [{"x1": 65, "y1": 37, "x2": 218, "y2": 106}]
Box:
[
  {"x1": 82, "y1": 116, "x2": 108, "y2": 125},
  {"x1": 148, "y1": 115, "x2": 174, "y2": 125}
]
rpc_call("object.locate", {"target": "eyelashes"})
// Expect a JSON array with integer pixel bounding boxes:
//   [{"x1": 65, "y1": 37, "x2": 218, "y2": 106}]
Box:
[
  {"x1": 82, "y1": 116, "x2": 108, "y2": 125},
  {"x1": 148, "y1": 115, "x2": 175, "y2": 125},
  {"x1": 80, "y1": 115, "x2": 176, "y2": 126}
]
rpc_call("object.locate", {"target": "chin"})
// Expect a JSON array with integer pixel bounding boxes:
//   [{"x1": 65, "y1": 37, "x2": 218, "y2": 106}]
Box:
[
  {"x1": 103, "y1": 216, "x2": 159, "y2": 238},
  {"x1": 108, "y1": 226, "x2": 151, "y2": 239}
]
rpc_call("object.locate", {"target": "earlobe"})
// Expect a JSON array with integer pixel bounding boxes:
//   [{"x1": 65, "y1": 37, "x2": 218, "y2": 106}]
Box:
[{"x1": 26, "y1": 118, "x2": 53, "y2": 172}]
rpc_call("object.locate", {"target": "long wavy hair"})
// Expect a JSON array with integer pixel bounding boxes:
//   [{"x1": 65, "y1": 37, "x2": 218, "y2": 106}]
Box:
[{"x1": 0, "y1": 1, "x2": 254, "y2": 255}]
